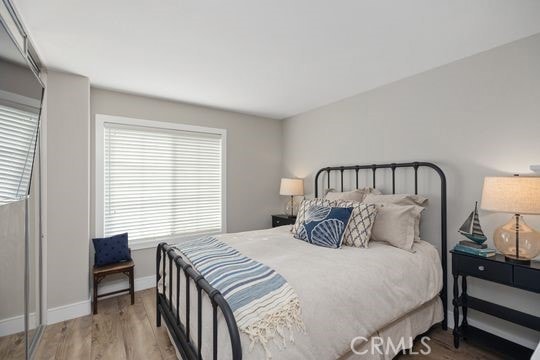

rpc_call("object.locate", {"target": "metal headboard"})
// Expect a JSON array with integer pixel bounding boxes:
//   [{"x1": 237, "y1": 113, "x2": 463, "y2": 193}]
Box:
[{"x1": 314, "y1": 161, "x2": 448, "y2": 330}]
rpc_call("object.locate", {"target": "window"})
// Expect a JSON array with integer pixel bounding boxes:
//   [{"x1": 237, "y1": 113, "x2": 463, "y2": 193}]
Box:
[
  {"x1": 0, "y1": 104, "x2": 39, "y2": 204},
  {"x1": 96, "y1": 115, "x2": 226, "y2": 249}
]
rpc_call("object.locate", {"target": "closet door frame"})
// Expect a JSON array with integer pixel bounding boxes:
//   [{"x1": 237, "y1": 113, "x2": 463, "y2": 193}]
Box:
[
  {"x1": 0, "y1": 0, "x2": 46, "y2": 358},
  {"x1": 27, "y1": 122, "x2": 46, "y2": 359}
]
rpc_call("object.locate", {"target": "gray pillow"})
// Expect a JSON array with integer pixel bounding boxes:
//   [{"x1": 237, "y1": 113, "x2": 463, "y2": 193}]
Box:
[
  {"x1": 325, "y1": 187, "x2": 381, "y2": 202},
  {"x1": 369, "y1": 204, "x2": 423, "y2": 251},
  {"x1": 363, "y1": 194, "x2": 427, "y2": 242},
  {"x1": 362, "y1": 193, "x2": 428, "y2": 206}
]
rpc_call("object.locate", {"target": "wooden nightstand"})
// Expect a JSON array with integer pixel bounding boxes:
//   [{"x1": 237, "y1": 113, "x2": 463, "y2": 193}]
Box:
[
  {"x1": 451, "y1": 250, "x2": 540, "y2": 353},
  {"x1": 272, "y1": 214, "x2": 296, "y2": 228}
]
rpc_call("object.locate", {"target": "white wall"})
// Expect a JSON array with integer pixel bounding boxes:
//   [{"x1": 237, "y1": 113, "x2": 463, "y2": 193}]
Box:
[
  {"x1": 283, "y1": 34, "x2": 540, "y2": 348},
  {"x1": 90, "y1": 89, "x2": 283, "y2": 279},
  {"x1": 45, "y1": 71, "x2": 90, "y2": 309}
]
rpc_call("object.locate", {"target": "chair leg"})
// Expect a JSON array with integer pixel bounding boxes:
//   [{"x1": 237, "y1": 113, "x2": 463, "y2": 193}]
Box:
[
  {"x1": 93, "y1": 276, "x2": 98, "y2": 315},
  {"x1": 129, "y1": 268, "x2": 135, "y2": 305}
]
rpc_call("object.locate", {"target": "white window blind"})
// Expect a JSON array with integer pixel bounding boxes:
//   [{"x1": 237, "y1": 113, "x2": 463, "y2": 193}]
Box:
[
  {"x1": 0, "y1": 104, "x2": 39, "y2": 204},
  {"x1": 103, "y1": 123, "x2": 223, "y2": 242}
]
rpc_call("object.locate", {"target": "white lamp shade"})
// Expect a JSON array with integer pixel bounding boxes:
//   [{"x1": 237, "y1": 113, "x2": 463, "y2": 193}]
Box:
[
  {"x1": 280, "y1": 178, "x2": 304, "y2": 196},
  {"x1": 481, "y1": 176, "x2": 540, "y2": 215}
]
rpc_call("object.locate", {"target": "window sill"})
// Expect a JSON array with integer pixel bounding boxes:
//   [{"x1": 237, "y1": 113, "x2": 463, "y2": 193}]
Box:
[{"x1": 128, "y1": 231, "x2": 224, "y2": 251}]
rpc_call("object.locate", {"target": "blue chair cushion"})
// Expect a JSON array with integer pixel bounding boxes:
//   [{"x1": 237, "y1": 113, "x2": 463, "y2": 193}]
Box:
[
  {"x1": 92, "y1": 233, "x2": 131, "y2": 267},
  {"x1": 294, "y1": 206, "x2": 353, "y2": 248}
]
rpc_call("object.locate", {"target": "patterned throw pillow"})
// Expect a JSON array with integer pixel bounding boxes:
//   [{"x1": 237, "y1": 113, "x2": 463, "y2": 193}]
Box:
[
  {"x1": 334, "y1": 200, "x2": 378, "y2": 248},
  {"x1": 292, "y1": 198, "x2": 332, "y2": 234},
  {"x1": 92, "y1": 233, "x2": 131, "y2": 267},
  {"x1": 295, "y1": 206, "x2": 353, "y2": 248}
]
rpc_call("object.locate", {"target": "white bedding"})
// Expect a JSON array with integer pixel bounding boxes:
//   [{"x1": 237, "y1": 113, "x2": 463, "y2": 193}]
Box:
[{"x1": 165, "y1": 225, "x2": 443, "y2": 359}]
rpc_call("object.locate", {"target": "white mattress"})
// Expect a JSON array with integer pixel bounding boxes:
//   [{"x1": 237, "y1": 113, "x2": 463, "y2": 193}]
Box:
[{"x1": 164, "y1": 226, "x2": 443, "y2": 360}]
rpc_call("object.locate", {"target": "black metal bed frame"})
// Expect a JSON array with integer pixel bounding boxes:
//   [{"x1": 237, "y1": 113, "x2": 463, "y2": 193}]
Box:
[
  {"x1": 156, "y1": 161, "x2": 448, "y2": 360},
  {"x1": 314, "y1": 162, "x2": 448, "y2": 331}
]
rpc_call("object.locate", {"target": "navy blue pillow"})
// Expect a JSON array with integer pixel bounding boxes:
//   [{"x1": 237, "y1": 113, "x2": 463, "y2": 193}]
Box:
[
  {"x1": 92, "y1": 233, "x2": 131, "y2": 267},
  {"x1": 295, "y1": 206, "x2": 353, "y2": 248}
]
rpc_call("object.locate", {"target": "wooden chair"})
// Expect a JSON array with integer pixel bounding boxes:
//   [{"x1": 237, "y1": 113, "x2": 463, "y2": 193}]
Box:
[{"x1": 92, "y1": 254, "x2": 134, "y2": 314}]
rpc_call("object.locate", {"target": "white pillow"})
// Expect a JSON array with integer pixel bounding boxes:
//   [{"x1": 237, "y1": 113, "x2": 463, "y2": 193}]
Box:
[{"x1": 369, "y1": 204, "x2": 423, "y2": 251}]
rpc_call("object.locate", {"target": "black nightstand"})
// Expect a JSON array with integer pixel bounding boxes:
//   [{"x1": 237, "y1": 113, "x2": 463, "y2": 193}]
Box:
[
  {"x1": 272, "y1": 214, "x2": 296, "y2": 228},
  {"x1": 451, "y1": 250, "x2": 540, "y2": 351}
]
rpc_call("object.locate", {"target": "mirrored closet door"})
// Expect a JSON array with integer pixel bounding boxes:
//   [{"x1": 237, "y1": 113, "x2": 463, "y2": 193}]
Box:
[{"x1": 0, "y1": 16, "x2": 44, "y2": 359}]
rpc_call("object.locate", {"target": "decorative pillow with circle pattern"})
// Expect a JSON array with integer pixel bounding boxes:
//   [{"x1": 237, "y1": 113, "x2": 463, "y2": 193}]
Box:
[
  {"x1": 292, "y1": 198, "x2": 332, "y2": 234},
  {"x1": 294, "y1": 206, "x2": 353, "y2": 248},
  {"x1": 92, "y1": 233, "x2": 131, "y2": 267}
]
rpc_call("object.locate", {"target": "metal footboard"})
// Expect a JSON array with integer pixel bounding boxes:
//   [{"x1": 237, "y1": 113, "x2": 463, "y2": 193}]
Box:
[{"x1": 156, "y1": 243, "x2": 242, "y2": 360}]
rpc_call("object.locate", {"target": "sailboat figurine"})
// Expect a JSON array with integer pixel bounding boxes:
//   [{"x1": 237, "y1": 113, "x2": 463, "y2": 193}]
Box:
[{"x1": 458, "y1": 201, "x2": 487, "y2": 244}]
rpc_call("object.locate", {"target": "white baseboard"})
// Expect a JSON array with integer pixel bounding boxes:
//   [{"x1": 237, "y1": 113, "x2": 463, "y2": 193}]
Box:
[
  {"x1": 0, "y1": 303, "x2": 93, "y2": 332},
  {"x1": 0, "y1": 313, "x2": 37, "y2": 337},
  {"x1": 47, "y1": 299, "x2": 91, "y2": 325},
  {"x1": 45, "y1": 275, "x2": 155, "y2": 325},
  {"x1": 447, "y1": 310, "x2": 538, "y2": 350}
]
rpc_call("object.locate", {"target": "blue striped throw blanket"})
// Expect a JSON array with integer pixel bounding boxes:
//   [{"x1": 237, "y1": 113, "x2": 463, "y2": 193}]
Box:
[{"x1": 174, "y1": 237, "x2": 304, "y2": 358}]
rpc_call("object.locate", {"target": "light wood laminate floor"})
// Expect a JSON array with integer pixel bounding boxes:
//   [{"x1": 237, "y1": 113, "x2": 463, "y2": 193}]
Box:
[{"x1": 0, "y1": 289, "x2": 508, "y2": 359}]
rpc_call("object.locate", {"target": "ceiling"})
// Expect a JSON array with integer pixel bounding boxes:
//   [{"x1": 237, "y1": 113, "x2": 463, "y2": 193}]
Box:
[{"x1": 13, "y1": 0, "x2": 540, "y2": 119}]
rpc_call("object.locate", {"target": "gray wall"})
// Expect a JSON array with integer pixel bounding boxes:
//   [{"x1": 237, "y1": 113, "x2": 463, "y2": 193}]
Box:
[
  {"x1": 0, "y1": 165, "x2": 40, "y2": 322},
  {"x1": 0, "y1": 59, "x2": 42, "y2": 100},
  {"x1": 282, "y1": 34, "x2": 540, "y2": 347},
  {"x1": 0, "y1": 201, "x2": 25, "y2": 321},
  {"x1": 0, "y1": 160, "x2": 40, "y2": 327},
  {"x1": 45, "y1": 71, "x2": 90, "y2": 309},
  {"x1": 90, "y1": 89, "x2": 283, "y2": 279}
]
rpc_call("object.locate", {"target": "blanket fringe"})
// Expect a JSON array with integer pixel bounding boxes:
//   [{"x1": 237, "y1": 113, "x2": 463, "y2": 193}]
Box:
[{"x1": 243, "y1": 296, "x2": 305, "y2": 359}]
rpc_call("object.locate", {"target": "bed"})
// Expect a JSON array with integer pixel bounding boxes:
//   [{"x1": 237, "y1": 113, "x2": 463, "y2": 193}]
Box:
[{"x1": 156, "y1": 162, "x2": 448, "y2": 359}]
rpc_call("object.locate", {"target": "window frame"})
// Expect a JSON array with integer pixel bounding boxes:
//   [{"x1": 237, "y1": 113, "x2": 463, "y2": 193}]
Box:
[{"x1": 95, "y1": 114, "x2": 227, "y2": 250}]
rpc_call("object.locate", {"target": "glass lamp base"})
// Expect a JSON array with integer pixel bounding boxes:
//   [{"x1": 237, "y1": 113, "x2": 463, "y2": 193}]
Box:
[
  {"x1": 284, "y1": 197, "x2": 298, "y2": 217},
  {"x1": 503, "y1": 255, "x2": 531, "y2": 265},
  {"x1": 493, "y1": 214, "x2": 540, "y2": 263}
]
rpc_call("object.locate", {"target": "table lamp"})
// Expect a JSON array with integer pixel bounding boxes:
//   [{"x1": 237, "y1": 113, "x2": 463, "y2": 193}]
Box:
[
  {"x1": 480, "y1": 176, "x2": 540, "y2": 264},
  {"x1": 280, "y1": 178, "x2": 304, "y2": 217}
]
